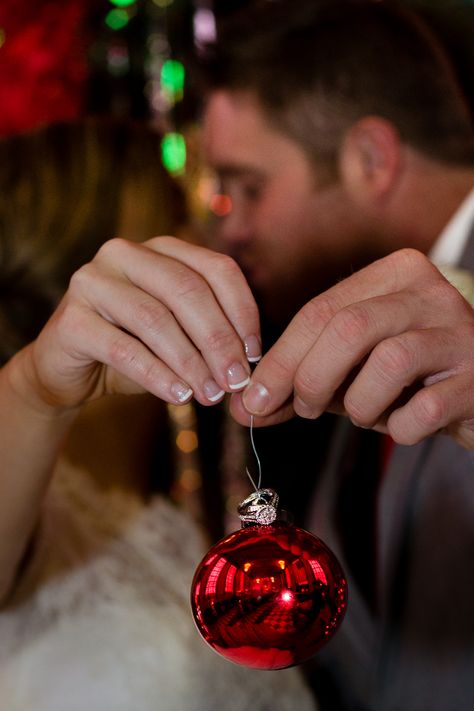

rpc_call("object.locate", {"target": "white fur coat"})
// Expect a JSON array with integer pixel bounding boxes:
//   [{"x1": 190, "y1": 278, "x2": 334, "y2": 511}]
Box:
[{"x1": 0, "y1": 462, "x2": 317, "y2": 710}]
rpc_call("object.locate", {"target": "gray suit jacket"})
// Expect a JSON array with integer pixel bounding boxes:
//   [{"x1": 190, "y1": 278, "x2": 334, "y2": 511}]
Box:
[{"x1": 306, "y1": 230, "x2": 474, "y2": 711}]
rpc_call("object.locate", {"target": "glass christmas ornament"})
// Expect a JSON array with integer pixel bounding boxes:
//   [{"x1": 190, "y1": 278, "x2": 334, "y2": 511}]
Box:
[{"x1": 190, "y1": 488, "x2": 348, "y2": 670}]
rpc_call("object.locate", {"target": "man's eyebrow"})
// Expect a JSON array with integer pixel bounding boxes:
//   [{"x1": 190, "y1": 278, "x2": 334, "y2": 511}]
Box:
[{"x1": 214, "y1": 164, "x2": 266, "y2": 180}]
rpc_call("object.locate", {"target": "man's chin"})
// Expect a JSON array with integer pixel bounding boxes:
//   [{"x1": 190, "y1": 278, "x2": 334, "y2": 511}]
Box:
[
  {"x1": 256, "y1": 274, "x2": 340, "y2": 336},
  {"x1": 256, "y1": 287, "x2": 310, "y2": 333}
]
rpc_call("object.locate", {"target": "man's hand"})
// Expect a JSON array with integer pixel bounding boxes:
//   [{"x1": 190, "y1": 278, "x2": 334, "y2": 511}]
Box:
[{"x1": 231, "y1": 249, "x2": 474, "y2": 451}]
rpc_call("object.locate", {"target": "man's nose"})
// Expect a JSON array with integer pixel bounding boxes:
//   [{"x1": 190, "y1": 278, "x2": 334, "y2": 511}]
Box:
[{"x1": 217, "y1": 207, "x2": 254, "y2": 245}]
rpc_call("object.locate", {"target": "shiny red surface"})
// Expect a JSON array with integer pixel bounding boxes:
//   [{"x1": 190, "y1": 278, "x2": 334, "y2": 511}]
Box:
[{"x1": 190, "y1": 522, "x2": 348, "y2": 670}]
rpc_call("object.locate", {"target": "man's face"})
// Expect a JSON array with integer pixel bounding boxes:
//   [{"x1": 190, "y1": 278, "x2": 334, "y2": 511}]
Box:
[{"x1": 203, "y1": 90, "x2": 372, "y2": 325}]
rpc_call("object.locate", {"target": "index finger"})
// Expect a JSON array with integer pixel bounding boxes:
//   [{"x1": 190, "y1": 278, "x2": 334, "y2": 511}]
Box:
[
  {"x1": 242, "y1": 249, "x2": 437, "y2": 416},
  {"x1": 147, "y1": 236, "x2": 262, "y2": 362}
]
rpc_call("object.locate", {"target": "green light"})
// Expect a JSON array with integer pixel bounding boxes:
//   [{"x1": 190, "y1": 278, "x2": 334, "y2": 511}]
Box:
[
  {"x1": 109, "y1": 0, "x2": 136, "y2": 7},
  {"x1": 105, "y1": 8, "x2": 130, "y2": 30},
  {"x1": 161, "y1": 59, "x2": 185, "y2": 102},
  {"x1": 161, "y1": 133, "x2": 186, "y2": 175}
]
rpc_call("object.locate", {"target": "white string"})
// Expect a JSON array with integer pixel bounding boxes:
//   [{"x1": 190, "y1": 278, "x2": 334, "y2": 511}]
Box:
[{"x1": 245, "y1": 415, "x2": 262, "y2": 492}]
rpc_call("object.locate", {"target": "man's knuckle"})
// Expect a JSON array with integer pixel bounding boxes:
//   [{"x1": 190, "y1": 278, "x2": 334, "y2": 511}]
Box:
[
  {"x1": 267, "y1": 349, "x2": 297, "y2": 379},
  {"x1": 298, "y1": 299, "x2": 330, "y2": 335},
  {"x1": 372, "y1": 337, "x2": 417, "y2": 384},
  {"x1": 294, "y1": 368, "x2": 320, "y2": 399},
  {"x1": 392, "y1": 248, "x2": 428, "y2": 273},
  {"x1": 330, "y1": 305, "x2": 372, "y2": 350},
  {"x1": 412, "y1": 389, "x2": 445, "y2": 429},
  {"x1": 343, "y1": 394, "x2": 368, "y2": 424}
]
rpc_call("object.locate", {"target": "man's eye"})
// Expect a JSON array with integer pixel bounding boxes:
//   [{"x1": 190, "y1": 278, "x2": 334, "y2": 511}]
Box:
[
  {"x1": 219, "y1": 177, "x2": 264, "y2": 203},
  {"x1": 242, "y1": 183, "x2": 262, "y2": 201}
]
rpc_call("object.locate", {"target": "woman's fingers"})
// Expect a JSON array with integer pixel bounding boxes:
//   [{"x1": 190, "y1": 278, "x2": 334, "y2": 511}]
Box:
[
  {"x1": 145, "y1": 236, "x2": 262, "y2": 360},
  {"x1": 75, "y1": 310, "x2": 198, "y2": 404},
  {"x1": 31, "y1": 236, "x2": 262, "y2": 410},
  {"x1": 31, "y1": 302, "x2": 194, "y2": 408},
  {"x1": 92, "y1": 239, "x2": 258, "y2": 392}
]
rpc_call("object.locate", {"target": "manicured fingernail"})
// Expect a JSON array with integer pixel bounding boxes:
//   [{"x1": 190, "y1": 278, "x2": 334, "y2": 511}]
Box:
[
  {"x1": 204, "y1": 379, "x2": 225, "y2": 403},
  {"x1": 227, "y1": 362, "x2": 250, "y2": 390},
  {"x1": 294, "y1": 396, "x2": 317, "y2": 419},
  {"x1": 243, "y1": 381, "x2": 270, "y2": 414},
  {"x1": 244, "y1": 335, "x2": 262, "y2": 363},
  {"x1": 171, "y1": 382, "x2": 193, "y2": 403}
]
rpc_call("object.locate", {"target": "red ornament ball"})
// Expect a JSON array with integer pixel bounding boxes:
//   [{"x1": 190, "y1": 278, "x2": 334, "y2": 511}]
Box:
[{"x1": 190, "y1": 521, "x2": 348, "y2": 670}]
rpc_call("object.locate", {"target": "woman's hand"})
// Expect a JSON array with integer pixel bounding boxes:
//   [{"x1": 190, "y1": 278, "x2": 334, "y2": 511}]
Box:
[{"x1": 13, "y1": 236, "x2": 261, "y2": 414}]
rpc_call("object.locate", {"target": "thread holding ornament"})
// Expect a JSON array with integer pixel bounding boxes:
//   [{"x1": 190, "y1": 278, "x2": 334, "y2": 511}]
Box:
[{"x1": 190, "y1": 417, "x2": 348, "y2": 670}]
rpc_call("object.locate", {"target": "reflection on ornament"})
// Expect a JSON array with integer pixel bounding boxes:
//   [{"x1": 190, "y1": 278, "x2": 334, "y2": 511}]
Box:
[{"x1": 191, "y1": 517, "x2": 347, "y2": 670}]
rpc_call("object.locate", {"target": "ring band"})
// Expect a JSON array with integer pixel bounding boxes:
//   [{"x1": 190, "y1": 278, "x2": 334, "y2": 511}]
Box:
[{"x1": 238, "y1": 488, "x2": 279, "y2": 525}]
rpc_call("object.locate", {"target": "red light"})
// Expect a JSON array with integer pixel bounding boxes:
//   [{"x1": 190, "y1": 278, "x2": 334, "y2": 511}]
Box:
[{"x1": 210, "y1": 193, "x2": 232, "y2": 217}]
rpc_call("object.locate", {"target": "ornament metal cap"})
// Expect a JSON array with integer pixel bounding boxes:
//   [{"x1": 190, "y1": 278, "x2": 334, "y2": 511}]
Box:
[{"x1": 237, "y1": 488, "x2": 279, "y2": 525}]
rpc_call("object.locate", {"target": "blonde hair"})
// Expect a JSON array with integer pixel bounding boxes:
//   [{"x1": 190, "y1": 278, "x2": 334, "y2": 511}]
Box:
[{"x1": 0, "y1": 118, "x2": 187, "y2": 363}]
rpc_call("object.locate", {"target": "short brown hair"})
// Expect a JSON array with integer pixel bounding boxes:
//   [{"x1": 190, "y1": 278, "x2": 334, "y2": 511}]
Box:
[{"x1": 198, "y1": 0, "x2": 474, "y2": 169}]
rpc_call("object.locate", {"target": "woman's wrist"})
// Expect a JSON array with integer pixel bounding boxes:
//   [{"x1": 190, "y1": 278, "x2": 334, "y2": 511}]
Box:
[{"x1": 2, "y1": 345, "x2": 80, "y2": 423}]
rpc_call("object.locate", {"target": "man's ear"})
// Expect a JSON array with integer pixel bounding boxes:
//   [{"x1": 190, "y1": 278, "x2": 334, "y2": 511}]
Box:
[{"x1": 339, "y1": 117, "x2": 402, "y2": 203}]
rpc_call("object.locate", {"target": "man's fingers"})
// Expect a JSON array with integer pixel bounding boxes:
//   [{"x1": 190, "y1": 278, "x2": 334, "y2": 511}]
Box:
[
  {"x1": 312, "y1": 248, "x2": 440, "y2": 309},
  {"x1": 342, "y1": 327, "x2": 464, "y2": 428},
  {"x1": 229, "y1": 391, "x2": 296, "y2": 427},
  {"x1": 242, "y1": 250, "x2": 435, "y2": 416},
  {"x1": 291, "y1": 284, "x2": 461, "y2": 418},
  {"x1": 387, "y1": 372, "x2": 474, "y2": 445},
  {"x1": 242, "y1": 250, "x2": 466, "y2": 419}
]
